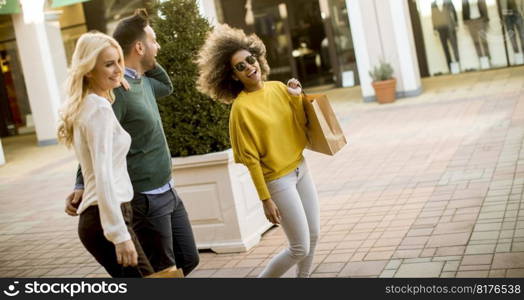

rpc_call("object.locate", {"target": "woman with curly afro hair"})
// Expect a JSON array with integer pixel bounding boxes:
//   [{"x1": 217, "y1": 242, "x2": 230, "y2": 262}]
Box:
[{"x1": 197, "y1": 24, "x2": 320, "y2": 278}]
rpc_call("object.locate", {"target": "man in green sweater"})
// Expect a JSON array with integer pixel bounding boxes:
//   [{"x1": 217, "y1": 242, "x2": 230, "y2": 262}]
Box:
[{"x1": 65, "y1": 9, "x2": 199, "y2": 276}]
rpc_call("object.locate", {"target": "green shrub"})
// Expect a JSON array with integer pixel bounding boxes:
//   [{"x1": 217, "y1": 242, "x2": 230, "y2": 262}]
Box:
[
  {"x1": 369, "y1": 60, "x2": 394, "y2": 82},
  {"x1": 152, "y1": 0, "x2": 231, "y2": 157}
]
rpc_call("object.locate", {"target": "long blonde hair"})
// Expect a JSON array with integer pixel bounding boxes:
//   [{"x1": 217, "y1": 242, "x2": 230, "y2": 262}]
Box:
[{"x1": 57, "y1": 31, "x2": 125, "y2": 147}]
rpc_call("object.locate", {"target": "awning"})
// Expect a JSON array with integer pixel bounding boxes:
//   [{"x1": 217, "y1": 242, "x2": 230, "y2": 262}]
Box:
[
  {"x1": 0, "y1": 0, "x2": 20, "y2": 14},
  {"x1": 51, "y1": 0, "x2": 90, "y2": 8}
]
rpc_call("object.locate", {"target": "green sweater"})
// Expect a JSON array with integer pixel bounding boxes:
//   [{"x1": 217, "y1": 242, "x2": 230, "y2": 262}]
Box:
[{"x1": 76, "y1": 64, "x2": 174, "y2": 193}]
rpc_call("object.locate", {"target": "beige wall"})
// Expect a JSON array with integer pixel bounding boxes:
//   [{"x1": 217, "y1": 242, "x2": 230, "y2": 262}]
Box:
[
  {"x1": 49, "y1": 3, "x2": 87, "y2": 64},
  {"x1": 54, "y1": 3, "x2": 86, "y2": 28}
]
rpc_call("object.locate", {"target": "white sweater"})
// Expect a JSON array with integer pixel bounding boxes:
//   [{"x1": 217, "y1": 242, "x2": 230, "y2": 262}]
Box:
[{"x1": 73, "y1": 93, "x2": 133, "y2": 244}]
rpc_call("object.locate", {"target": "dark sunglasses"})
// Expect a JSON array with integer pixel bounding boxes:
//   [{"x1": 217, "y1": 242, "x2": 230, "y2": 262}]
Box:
[{"x1": 233, "y1": 55, "x2": 257, "y2": 72}]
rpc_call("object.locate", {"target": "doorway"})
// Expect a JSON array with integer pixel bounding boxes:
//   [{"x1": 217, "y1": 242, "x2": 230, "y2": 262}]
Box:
[
  {"x1": 218, "y1": 0, "x2": 359, "y2": 88},
  {"x1": 0, "y1": 14, "x2": 31, "y2": 138}
]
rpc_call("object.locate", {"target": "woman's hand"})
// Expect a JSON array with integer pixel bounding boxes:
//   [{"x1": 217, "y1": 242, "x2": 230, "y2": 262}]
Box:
[
  {"x1": 287, "y1": 78, "x2": 302, "y2": 96},
  {"x1": 64, "y1": 189, "x2": 83, "y2": 216},
  {"x1": 263, "y1": 198, "x2": 281, "y2": 225},
  {"x1": 120, "y1": 78, "x2": 130, "y2": 91},
  {"x1": 115, "y1": 239, "x2": 138, "y2": 267}
]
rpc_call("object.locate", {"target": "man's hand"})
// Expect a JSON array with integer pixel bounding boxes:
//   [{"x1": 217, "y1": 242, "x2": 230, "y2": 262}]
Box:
[
  {"x1": 263, "y1": 198, "x2": 281, "y2": 225},
  {"x1": 115, "y1": 239, "x2": 138, "y2": 267},
  {"x1": 65, "y1": 189, "x2": 83, "y2": 216},
  {"x1": 287, "y1": 78, "x2": 302, "y2": 96},
  {"x1": 121, "y1": 78, "x2": 130, "y2": 91}
]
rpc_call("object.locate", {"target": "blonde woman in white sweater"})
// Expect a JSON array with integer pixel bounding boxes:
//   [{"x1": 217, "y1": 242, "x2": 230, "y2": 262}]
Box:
[{"x1": 57, "y1": 32, "x2": 154, "y2": 277}]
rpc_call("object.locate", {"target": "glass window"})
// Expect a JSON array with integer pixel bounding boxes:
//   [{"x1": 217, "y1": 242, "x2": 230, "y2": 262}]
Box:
[
  {"x1": 252, "y1": 2, "x2": 294, "y2": 82},
  {"x1": 323, "y1": 0, "x2": 359, "y2": 86},
  {"x1": 498, "y1": 0, "x2": 524, "y2": 65},
  {"x1": 412, "y1": 0, "x2": 521, "y2": 76},
  {"x1": 0, "y1": 16, "x2": 31, "y2": 136},
  {"x1": 219, "y1": 0, "x2": 358, "y2": 88}
]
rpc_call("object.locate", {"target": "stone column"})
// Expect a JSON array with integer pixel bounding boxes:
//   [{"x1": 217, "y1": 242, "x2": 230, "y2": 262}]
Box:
[
  {"x1": 346, "y1": 0, "x2": 422, "y2": 102},
  {"x1": 45, "y1": 11, "x2": 68, "y2": 106},
  {"x1": 11, "y1": 0, "x2": 67, "y2": 145},
  {"x1": 198, "y1": 0, "x2": 219, "y2": 26},
  {"x1": 0, "y1": 138, "x2": 5, "y2": 165}
]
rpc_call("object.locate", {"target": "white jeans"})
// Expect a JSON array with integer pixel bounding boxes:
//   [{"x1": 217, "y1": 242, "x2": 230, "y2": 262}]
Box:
[{"x1": 258, "y1": 159, "x2": 320, "y2": 278}]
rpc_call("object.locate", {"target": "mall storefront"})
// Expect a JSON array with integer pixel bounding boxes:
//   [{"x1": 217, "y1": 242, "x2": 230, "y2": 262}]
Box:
[
  {"x1": 213, "y1": 0, "x2": 423, "y2": 101},
  {"x1": 215, "y1": 0, "x2": 524, "y2": 89},
  {"x1": 0, "y1": 0, "x2": 356, "y2": 147},
  {"x1": 409, "y1": 0, "x2": 524, "y2": 77},
  {"x1": 216, "y1": 0, "x2": 359, "y2": 88},
  {"x1": 0, "y1": 0, "x2": 149, "y2": 143},
  {"x1": 1, "y1": 0, "x2": 523, "y2": 163},
  {"x1": 0, "y1": 1, "x2": 85, "y2": 140},
  {"x1": 0, "y1": 0, "x2": 422, "y2": 164}
]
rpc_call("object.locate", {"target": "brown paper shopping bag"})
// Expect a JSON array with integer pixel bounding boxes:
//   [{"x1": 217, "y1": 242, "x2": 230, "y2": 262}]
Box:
[
  {"x1": 145, "y1": 265, "x2": 184, "y2": 278},
  {"x1": 303, "y1": 94, "x2": 347, "y2": 155}
]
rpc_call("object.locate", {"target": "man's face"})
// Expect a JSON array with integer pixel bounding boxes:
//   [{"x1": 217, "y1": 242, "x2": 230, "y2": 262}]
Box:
[{"x1": 141, "y1": 25, "x2": 160, "y2": 71}]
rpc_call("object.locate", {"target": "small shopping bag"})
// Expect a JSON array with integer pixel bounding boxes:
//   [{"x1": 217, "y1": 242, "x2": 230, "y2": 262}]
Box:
[
  {"x1": 303, "y1": 94, "x2": 347, "y2": 155},
  {"x1": 145, "y1": 265, "x2": 184, "y2": 278}
]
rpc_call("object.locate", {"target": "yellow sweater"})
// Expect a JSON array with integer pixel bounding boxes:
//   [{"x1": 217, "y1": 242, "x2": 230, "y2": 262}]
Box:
[{"x1": 229, "y1": 81, "x2": 308, "y2": 200}]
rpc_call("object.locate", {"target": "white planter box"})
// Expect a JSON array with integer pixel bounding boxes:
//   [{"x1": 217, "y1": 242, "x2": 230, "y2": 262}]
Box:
[{"x1": 172, "y1": 149, "x2": 272, "y2": 253}]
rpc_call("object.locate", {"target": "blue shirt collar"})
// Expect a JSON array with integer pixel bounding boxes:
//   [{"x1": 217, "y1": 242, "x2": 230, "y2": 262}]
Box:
[{"x1": 125, "y1": 67, "x2": 140, "y2": 79}]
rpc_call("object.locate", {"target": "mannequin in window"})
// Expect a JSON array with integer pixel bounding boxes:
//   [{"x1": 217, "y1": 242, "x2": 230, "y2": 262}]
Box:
[
  {"x1": 499, "y1": 0, "x2": 524, "y2": 64},
  {"x1": 462, "y1": 0, "x2": 491, "y2": 69},
  {"x1": 432, "y1": 0, "x2": 461, "y2": 73}
]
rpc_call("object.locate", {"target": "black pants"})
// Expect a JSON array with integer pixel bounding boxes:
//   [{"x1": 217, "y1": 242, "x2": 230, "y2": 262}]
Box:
[
  {"x1": 78, "y1": 203, "x2": 154, "y2": 278},
  {"x1": 436, "y1": 27, "x2": 460, "y2": 66},
  {"x1": 504, "y1": 14, "x2": 524, "y2": 53},
  {"x1": 131, "y1": 188, "x2": 199, "y2": 276}
]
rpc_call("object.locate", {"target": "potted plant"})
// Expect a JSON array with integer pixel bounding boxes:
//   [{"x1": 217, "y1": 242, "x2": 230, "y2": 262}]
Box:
[
  {"x1": 369, "y1": 60, "x2": 396, "y2": 104},
  {"x1": 152, "y1": 0, "x2": 271, "y2": 253}
]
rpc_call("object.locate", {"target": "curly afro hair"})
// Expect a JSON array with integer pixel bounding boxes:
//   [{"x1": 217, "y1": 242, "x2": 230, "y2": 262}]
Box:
[{"x1": 196, "y1": 24, "x2": 270, "y2": 104}]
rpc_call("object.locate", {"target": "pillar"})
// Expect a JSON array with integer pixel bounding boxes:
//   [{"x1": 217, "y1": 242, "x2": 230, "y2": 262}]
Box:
[
  {"x1": 198, "y1": 0, "x2": 219, "y2": 26},
  {"x1": 11, "y1": 0, "x2": 67, "y2": 146},
  {"x1": 347, "y1": 0, "x2": 422, "y2": 102},
  {"x1": 0, "y1": 138, "x2": 5, "y2": 165}
]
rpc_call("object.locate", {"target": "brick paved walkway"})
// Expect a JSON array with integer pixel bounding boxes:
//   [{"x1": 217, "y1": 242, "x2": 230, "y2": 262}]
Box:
[{"x1": 1, "y1": 67, "x2": 524, "y2": 278}]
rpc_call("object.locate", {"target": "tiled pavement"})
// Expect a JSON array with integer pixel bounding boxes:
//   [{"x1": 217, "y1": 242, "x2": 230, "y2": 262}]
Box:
[{"x1": 1, "y1": 67, "x2": 524, "y2": 278}]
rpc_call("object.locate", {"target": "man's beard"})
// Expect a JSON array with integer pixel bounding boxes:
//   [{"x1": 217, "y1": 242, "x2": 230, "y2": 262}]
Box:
[
  {"x1": 141, "y1": 46, "x2": 156, "y2": 71},
  {"x1": 141, "y1": 56, "x2": 156, "y2": 72}
]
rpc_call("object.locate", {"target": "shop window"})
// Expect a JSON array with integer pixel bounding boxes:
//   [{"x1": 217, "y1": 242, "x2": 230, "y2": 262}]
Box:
[
  {"x1": 411, "y1": 0, "x2": 523, "y2": 76},
  {"x1": 219, "y1": 0, "x2": 358, "y2": 88},
  {"x1": 322, "y1": 0, "x2": 359, "y2": 87},
  {"x1": 0, "y1": 16, "x2": 31, "y2": 136}
]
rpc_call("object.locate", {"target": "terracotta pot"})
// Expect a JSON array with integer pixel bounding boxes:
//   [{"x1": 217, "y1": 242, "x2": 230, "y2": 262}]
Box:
[{"x1": 371, "y1": 78, "x2": 397, "y2": 104}]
